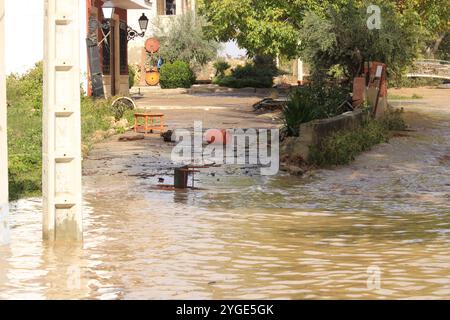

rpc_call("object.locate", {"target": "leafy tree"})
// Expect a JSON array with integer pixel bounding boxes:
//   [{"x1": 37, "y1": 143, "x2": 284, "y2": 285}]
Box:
[
  {"x1": 200, "y1": 0, "x2": 365, "y2": 58},
  {"x1": 154, "y1": 12, "x2": 220, "y2": 73},
  {"x1": 201, "y1": 0, "x2": 442, "y2": 81},
  {"x1": 396, "y1": 0, "x2": 450, "y2": 57},
  {"x1": 298, "y1": 0, "x2": 424, "y2": 84},
  {"x1": 200, "y1": 0, "x2": 301, "y2": 58},
  {"x1": 6, "y1": 61, "x2": 43, "y2": 111},
  {"x1": 436, "y1": 34, "x2": 450, "y2": 60}
]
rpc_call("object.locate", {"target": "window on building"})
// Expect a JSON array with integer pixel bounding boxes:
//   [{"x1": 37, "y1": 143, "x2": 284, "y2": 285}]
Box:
[{"x1": 165, "y1": 0, "x2": 176, "y2": 15}]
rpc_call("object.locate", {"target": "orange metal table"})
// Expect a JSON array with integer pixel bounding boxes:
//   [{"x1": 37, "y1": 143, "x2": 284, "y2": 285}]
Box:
[{"x1": 134, "y1": 113, "x2": 165, "y2": 134}]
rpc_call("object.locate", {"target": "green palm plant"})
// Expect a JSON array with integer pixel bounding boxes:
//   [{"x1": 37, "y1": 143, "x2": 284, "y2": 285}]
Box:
[{"x1": 282, "y1": 87, "x2": 322, "y2": 137}]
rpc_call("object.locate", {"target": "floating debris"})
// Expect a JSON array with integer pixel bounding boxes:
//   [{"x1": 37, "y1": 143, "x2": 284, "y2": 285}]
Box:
[
  {"x1": 161, "y1": 130, "x2": 174, "y2": 142},
  {"x1": 252, "y1": 98, "x2": 286, "y2": 111},
  {"x1": 118, "y1": 135, "x2": 145, "y2": 142}
]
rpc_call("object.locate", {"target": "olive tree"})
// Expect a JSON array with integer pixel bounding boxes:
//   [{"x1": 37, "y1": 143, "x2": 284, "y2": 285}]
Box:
[
  {"x1": 154, "y1": 12, "x2": 220, "y2": 73},
  {"x1": 298, "y1": 0, "x2": 424, "y2": 84}
]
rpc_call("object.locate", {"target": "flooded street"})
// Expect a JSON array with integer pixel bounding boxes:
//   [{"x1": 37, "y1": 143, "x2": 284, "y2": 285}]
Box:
[{"x1": 1, "y1": 89, "x2": 449, "y2": 300}]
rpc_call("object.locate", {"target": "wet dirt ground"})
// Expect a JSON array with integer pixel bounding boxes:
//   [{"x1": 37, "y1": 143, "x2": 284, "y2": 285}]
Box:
[{"x1": 0, "y1": 88, "x2": 449, "y2": 299}]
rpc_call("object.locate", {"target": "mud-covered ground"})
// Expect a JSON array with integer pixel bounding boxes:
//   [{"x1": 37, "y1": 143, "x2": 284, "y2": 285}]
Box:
[
  {"x1": 83, "y1": 90, "x2": 283, "y2": 189},
  {"x1": 83, "y1": 87, "x2": 450, "y2": 188}
]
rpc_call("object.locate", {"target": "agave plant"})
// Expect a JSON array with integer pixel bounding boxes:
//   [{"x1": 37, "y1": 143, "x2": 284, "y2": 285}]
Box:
[
  {"x1": 283, "y1": 83, "x2": 350, "y2": 137},
  {"x1": 282, "y1": 87, "x2": 322, "y2": 137}
]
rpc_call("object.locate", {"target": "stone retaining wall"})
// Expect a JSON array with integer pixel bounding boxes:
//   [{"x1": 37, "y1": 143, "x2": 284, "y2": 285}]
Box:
[{"x1": 281, "y1": 109, "x2": 367, "y2": 163}]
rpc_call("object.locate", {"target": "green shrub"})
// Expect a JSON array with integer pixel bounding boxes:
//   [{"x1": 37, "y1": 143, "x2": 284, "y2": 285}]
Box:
[
  {"x1": 7, "y1": 63, "x2": 44, "y2": 200},
  {"x1": 309, "y1": 120, "x2": 389, "y2": 166},
  {"x1": 159, "y1": 61, "x2": 196, "y2": 89},
  {"x1": 7, "y1": 107, "x2": 43, "y2": 200},
  {"x1": 215, "y1": 62, "x2": 277, "y2": 88},
  {"x1": 282, "y1": 87, "x2": 322, "y2": 136},
  {"x1": 215, "y1": 76, "x2": 274, "y2": 88},
  {"x1": 80, "y1": 97, "x2": 112, "y2": 143},
  {"x1": 282, "y1": 84, "x2": 349, "y2": 136},
  {"x1": 381, "y1": 108, "x2": 408, "y2": 131},
  {"x1": 213, "y1": 60, "x2": 231, "y2": 78},
  {"x1": 306, "y1": 105, "x2": 407, "y2": 167},
  {"x1": 232, "y1": 63, "x2": 276, "y2": 79},
  {"x1": 6, "y1": 62, "x2": 134, "y2": 200},
  {"x1": 6, "y1": 61, "x2": 43, "y2": 111}
]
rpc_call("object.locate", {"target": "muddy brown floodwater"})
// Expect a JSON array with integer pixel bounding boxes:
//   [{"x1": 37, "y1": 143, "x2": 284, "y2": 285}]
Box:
[{"x1": 0, "y1": 88, "x2": 449, "y2": 299}]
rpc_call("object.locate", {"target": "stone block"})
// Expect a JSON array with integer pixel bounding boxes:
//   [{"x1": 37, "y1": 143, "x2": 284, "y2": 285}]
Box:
[{"x1": 281, "y1": 110, "x2": 366, "y2": 162}]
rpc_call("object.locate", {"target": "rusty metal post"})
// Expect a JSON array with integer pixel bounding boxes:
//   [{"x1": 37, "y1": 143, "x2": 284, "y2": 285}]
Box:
[{"x1": 174, "y1": 167, "x2": 189, "y2": 189}]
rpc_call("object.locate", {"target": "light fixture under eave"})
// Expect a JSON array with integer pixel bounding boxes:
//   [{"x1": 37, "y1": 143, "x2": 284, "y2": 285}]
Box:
[
  {"x1": 138, "y1": 13, "x2": 149, "y2": 33},
  {"x1": 102, "y1": 0, "x2": 115, "y2": 20}
]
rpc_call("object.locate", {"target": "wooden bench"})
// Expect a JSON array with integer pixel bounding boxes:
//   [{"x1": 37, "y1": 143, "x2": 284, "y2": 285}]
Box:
[{"x1": 134, "y1": 113, "x2": 165, "y2": 135}]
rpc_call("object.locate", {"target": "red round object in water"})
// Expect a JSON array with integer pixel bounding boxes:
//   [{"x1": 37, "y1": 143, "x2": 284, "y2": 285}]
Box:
[
  {"x1": 145, "y1": 38, "x2": 160, "y2": 54},
  {"x1": 205, "y1": 129, "x2": 232, "y2": 145}
]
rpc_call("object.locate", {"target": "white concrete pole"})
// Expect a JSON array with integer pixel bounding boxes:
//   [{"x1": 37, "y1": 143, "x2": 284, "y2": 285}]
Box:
[
  {"x1": 43, "y1": 0, "x2": 83, "y2": 242},
  {"x1": 0, "y1": 0, "x2": 10, "y2": 245}
]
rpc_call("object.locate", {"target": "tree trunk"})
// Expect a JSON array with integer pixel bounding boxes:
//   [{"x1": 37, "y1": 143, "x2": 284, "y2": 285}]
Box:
[
  {"x1": 427, "y1": 33, "x2": 447, "y2": 59},
  {"x1": 432, "y1": 33, "x2": 446, "y2": 57}
]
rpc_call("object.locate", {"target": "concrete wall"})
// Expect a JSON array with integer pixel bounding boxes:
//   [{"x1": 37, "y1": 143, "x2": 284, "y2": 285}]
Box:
[
  {"x1": 0, "y1": 0, "x2": 10, "y2": 244},
  {"x1": 281, "y1": 110, "x2": 367, "y2": 163}
]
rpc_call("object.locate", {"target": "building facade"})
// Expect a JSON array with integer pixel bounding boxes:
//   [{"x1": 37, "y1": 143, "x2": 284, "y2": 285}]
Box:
[
  {"x1": 86, "y1": 0, "x2": 196, "y2": 97},
  {"x1": 86, "y1": 0, "x2": 149, "y2": 97}
]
